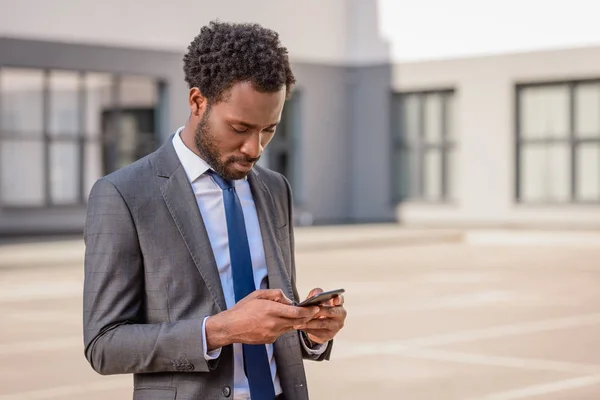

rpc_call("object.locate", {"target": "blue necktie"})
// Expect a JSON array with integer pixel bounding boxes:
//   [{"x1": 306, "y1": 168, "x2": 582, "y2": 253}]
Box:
[{"x1": 208, "y1": 170, "x2": 276, "y2": 400}]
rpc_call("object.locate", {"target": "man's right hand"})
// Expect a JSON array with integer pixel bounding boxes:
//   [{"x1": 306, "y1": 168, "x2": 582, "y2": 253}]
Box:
[{"x1": 205, "y1": 289, "x2": 319, "y2": 350}]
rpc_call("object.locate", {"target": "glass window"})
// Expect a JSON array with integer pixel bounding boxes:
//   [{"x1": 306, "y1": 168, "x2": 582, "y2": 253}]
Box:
[
  {"x1": 400, "y1": 94, "x2": 420, "y2": 143},
  {"x1": 424, "y1": 94, "x2": 442, "y2": 143},
  {"x1": 0, "y1": 69, "x2": 45, "y2": 206},
  {"x1": 520, "y1": 85, "x2": 569, "y2": 140},
  {"x1": 0, "y1": 68, "x2": 162, "y2": 208},
  {"x1": 521, "y1": 145, "x2": 570, "y2": 203},
  {"x1": 424, "y1": 150, "x2": 442, "y2": 200},
  {"x1": 0, "y1": 68, "x2": 44, "y2": 136},
  {"x1": 101, "y1": 75, "x2": 159, "y2": 175},
  {"x1": 50, "y1": 142, "x2": 80, "y2": 204},
  {"x1": 393, "y1": 148, "x2": 418, "y2": 200},
  {"x1": 575, "y1": 83, "x2": 600, "y2": 137},
  {"x1": 518, "y1": 81, "x2": 600, "y2": 203},
  {"x1": 0, "y1": 141, "x2": 45, "y2": 206},
  {"x1": 446, "y1": 95, "x2": 456, "y2": 141},
  {"x1": 392, "y1": 90, "x2": 455, "y2": 202},
  {"x1": 85, "y1": 73, "x2": 114, "y2": 138},
  {"x1": 49, "y1": 71, "x2": 80, "y2": 137},
  {"x1": 576, "y1": 144, "x2": 600, "y2": 201},
  {"x1": 84, "y1": 142, "x2": 103, "y2": 199}
]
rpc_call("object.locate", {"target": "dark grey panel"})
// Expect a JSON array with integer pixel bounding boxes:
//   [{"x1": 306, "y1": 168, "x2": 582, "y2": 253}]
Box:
[
  {"x1": 347, "y1": 64, "x2": 396, "y2": 222},
  {"x1": 291, "y1": 63, "x2": 353, "y2": 223},
  {"x1": 0, "y1": 37, "x2": 181, "y2": 78},
  {"x1": 0, "y1": 206, "x2": 87, "y2": 236}
]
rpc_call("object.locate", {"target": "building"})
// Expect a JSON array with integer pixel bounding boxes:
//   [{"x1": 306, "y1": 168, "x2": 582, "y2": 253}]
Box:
[{"x1": 0, "y1": 0, "x2": 598, "y2": 235}]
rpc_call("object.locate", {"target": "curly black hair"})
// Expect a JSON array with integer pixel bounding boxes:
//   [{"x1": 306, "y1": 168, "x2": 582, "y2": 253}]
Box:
[{"x1": 183, "y1": 20, "x2": 296, "y2": 103}]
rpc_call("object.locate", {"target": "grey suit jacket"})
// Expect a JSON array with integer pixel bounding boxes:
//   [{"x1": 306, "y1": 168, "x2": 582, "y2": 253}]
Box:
[{"x1": 83, "y1": 137, "x2": 332, "y2": 400}]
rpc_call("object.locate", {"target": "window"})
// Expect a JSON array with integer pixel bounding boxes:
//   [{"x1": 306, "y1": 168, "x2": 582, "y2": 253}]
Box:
[
  {"x1": 0, "y1": 68, "x2": 161, "y2": 207},
  {"x1": 0, "y1": 69, "x2": 45, "y2": 206},
  {"x1": 517, "y1": 82, "x2": 600, "y2": 203},
  {"x1": 391, "y1": 90, "x2": 456, "y2": 202}
]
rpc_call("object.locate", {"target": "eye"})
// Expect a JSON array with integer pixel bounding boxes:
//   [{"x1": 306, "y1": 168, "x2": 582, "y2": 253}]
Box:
[
  {"x1": 231, "y1": 125, "x2": 248, "y2": 134},
  {"x1": 264, "y1": 127, "x2": 276, "y2": 134}
]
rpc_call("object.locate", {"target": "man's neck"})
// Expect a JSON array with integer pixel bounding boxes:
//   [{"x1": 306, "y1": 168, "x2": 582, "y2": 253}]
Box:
[{"x1": 180, "y1": 123, "x2": 201, "y2": 157}]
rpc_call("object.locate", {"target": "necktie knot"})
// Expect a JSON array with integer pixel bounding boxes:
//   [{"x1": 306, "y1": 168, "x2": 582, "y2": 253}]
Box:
[{"x1": 207, "y1": 170, "x2": 234, "y2": 190}]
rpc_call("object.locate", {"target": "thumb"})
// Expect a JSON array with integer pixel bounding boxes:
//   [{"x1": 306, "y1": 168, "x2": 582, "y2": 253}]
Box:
[
  {"x1": 253, "y1": 289, "x2": 293, "y2": 305},
  {"x1": 306, "y1": 287, "x2": 324, "y2": 299}
]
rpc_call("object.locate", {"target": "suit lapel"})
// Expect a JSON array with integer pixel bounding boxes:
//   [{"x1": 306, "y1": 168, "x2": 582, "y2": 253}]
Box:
[
  {"x1": 154, "y1": 139, "x2": 227, "y2": 312},
  {"x1": 248, "y1": 170, "x2": 294, "y2": 301}
]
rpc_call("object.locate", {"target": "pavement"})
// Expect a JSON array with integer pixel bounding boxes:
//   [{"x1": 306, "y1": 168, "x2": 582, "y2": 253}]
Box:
[
  {"x1": 1, "y1": 225, "x2": 600, "y2": 399},
  {"x1": 0, "y1": 224, "x2": 464, "y2": 269}
]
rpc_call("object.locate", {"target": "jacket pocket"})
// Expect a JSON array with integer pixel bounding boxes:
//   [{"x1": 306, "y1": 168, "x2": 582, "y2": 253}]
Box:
[
  {"x1": 133, "y1": 387, "x2": 176, "y2": 400},
  {"x1": 276, "y1": 223, "x2": 289, "y2": 241}
]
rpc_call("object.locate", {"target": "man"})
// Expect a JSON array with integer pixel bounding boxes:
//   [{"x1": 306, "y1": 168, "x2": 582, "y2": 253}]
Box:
[{"x1": 82, "y1": 20, "x2": 346, "y2": 400}]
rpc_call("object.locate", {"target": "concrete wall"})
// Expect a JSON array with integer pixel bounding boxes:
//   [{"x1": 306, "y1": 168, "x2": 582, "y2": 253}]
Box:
[
  {"x1": 393, "y1": 46, "x2": 600, "y2": 228},
  {"x1": 348, "y1": 65, "x2": 396, "y2": 222}
]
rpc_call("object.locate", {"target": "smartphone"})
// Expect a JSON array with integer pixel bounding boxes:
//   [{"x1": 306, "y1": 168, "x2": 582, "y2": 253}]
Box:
[{"x1": 298, "y1": 289, "x2": 345, "y2": 307}]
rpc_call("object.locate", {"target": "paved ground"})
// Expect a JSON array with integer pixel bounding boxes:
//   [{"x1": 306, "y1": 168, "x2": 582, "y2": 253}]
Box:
[{"x1": 1, "y1": 227, "x2": 600, "y2": 399}]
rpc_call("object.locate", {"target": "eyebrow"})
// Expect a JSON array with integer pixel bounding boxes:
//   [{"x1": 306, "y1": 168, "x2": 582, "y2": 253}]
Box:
[{"x1": 229, "y1": 120, "x2": 280, "y2": 129}]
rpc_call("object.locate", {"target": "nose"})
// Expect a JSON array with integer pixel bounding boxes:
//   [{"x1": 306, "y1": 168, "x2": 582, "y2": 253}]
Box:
[{"x1": 240, "y1": 132, "x2": 262, "y2": 159}]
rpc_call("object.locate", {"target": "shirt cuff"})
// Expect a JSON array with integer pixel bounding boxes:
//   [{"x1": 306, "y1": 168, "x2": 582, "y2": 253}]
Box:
[
  {"x1": 202, "y1": 316, "x2": 222, "y2": 361},
  {"x1": 299, "y1": 331, "x2": 329, "y2": 355}
]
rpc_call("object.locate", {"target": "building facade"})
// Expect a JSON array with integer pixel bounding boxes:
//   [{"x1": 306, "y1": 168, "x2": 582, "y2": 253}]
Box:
[
  {"x1": 0, "y1": 0, "x2": 598, "y2": 234},
  {"x1": 394, "y1": 48, "x2": 600, "y2": 229}
]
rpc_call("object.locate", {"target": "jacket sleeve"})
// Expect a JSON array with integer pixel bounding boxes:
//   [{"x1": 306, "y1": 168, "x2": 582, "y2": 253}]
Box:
[
  {"x1": 280, "y1": 175, "x2": 333, "y2": 362},
  {"x1": 83, "y1": 178, "x2": 219, "y2": 375}
]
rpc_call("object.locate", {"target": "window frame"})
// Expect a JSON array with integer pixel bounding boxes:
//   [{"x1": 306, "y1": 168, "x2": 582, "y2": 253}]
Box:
[
  {"x1": 391, "y1": 88, "x2": 456, "y2": 203},
  {"x1": 515, "y1": 79, "x2": 600, "y2": 205},
  {"x1": 0, "y1": 66, "x2": 163, "y2": 209}
]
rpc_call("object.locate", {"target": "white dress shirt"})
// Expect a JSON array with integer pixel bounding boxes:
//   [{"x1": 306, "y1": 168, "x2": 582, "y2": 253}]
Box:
[{"x1": 172, "y1": 128, "x2": 325, "y2": 400}]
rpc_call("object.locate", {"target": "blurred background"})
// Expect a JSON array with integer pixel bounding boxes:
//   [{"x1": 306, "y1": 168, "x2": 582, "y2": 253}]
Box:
[{"x1": 1, "y1": 0, "x2": 600, "y2": 399}]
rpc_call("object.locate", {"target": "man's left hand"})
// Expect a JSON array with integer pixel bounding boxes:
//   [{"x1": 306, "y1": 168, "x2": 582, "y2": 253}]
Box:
[{"x1": 295, "y1": 288, "x2": 346, "y2": 344}]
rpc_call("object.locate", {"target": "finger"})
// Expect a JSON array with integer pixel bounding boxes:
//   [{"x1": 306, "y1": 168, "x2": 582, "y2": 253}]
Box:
[
  {"x1": 253, "y1": 289, "x2": 293, "y2": 305},
  {"x1": 288, "y1": 317, "x2": 317, "y2": 329},
  {"x1": 270, "y1": 303, "x2": 320, "y2": 320},
  {"x1": 306, "y1": 287, "x2": 323, "y2": 300},
  {"x1": 302, "y1": 329, "x2": 331, "y2": 342},
  {"x1": 313, "y1": 305, "x2": 345, "y2": 319},
  {"x1": 302, "y1": 318, "x2": 338, "y2": 331},
  {"x1": 329, "y1": 294, "x2": 344, "y2": 306}
]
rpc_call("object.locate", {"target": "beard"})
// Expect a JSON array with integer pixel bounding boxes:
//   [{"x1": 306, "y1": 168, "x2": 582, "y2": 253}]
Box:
[{"x1": 193, "y1": 107, "x2": 260, "y2": 181}]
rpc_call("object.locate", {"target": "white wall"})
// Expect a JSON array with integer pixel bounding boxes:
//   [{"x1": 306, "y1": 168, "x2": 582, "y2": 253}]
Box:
[
  {"x1": 393, "y1": 46, "x2": 600, "y2": 228},
  {"x1": 345, "y1": 0, "x2": 390, "y2": 65},
  {"x1": 0, "y1": 0, "x2": 351, "y2": 64}
]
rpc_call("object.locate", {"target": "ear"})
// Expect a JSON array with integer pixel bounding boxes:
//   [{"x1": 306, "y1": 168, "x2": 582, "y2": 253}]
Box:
[{"x1": 189, "y1": 87, "x2": 208, "y2": 117}]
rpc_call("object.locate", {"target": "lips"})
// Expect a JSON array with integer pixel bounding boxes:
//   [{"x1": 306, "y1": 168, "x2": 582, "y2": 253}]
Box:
[{"x1": 233, "y1": 161, "x2": 253, "y2": 172}]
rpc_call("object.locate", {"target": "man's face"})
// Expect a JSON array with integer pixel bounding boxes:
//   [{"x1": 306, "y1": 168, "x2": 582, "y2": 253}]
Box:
[{"x1": 192, "y1": 81, "x2": 286, "y2": 181}]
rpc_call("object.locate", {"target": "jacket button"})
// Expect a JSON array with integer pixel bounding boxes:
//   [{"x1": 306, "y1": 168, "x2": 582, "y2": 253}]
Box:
[{"x1": 222, "y1": 386, "x2": 231, "y2": 397}]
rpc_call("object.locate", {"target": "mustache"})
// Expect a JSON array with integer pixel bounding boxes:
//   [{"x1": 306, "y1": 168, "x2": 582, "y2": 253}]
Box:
[{"x1": 226, "y1": 155, "x2": 260, "y2": 164}]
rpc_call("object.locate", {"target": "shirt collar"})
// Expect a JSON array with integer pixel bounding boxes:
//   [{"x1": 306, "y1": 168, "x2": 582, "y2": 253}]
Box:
[{"x1": 172, "y1": 127, "x2": 210, "y2": 184}]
